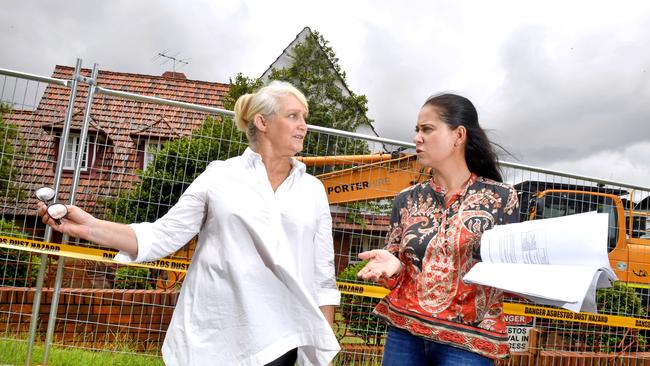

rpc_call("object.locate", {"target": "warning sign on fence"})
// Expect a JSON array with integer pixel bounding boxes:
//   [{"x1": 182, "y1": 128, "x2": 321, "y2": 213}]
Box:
[{"x1": 504, "y1": 314, "x2": 534, "y2": 353}]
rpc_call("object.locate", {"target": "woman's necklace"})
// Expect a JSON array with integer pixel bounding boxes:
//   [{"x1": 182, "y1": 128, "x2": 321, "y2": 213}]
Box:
[{"x1": 440, "y1": 173, "x2": 473, "y2": 204}]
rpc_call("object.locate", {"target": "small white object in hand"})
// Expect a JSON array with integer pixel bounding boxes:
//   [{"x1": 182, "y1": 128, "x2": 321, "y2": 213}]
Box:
[
  {"x1": 47, "y1": 203, "x2": 68, "y2": 220},
  {"x1": 36, "y1": 187, "x2": 56, "y2": 202}
]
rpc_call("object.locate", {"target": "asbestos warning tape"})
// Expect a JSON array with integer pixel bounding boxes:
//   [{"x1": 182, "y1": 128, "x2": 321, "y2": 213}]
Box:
[
  {"x1": 503, "y1": 302, "x2": 650, "y2": 330},
  {"x1": 3, "y1": 235, "x2": 650, "y2": 329},
  {"x1": 335, "y1": 282, "x2": 650, "y2": 330},
  {"x1": 0, "y1": 235, "x2": 190, "y2": 272}
]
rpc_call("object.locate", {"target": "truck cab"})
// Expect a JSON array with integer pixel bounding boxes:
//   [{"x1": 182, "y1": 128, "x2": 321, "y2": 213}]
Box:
[{"x1": 516, "y1": 181, "x2": 650, "y2": 285}]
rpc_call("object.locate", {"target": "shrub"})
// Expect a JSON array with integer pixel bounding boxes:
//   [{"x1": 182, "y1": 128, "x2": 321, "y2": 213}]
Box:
[
  {"x1": 0, "y1": 219, "x2": 39, "y2": 287},
  {"x1": 552, "y1": 281, "x2": 647, "y2": 352},
  {"x1": 338, "y1": 261, "x2": 387, "y2": 345},
  {"x1": 594, "y1": 282, "x2": 647, "y2": 351},
  {"x1": 114, "y1": 266, "x2": 153, "y2": 290}
]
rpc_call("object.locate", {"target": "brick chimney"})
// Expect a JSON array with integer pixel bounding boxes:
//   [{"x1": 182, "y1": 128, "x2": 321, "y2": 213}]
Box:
[{"x1": 161, "y1": 71, "x2": 187, "y2": 80}]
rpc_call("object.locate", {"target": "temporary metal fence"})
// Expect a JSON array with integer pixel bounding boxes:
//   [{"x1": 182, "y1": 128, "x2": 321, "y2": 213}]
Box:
[{"x1": 0, "y1": 60, "x2": 649, "y2": 366}]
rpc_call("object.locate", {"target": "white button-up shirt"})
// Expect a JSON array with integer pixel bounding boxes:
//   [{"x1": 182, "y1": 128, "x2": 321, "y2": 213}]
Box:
[{"x1": 114, "y1": 148, "x2": 341, "y2": 365}]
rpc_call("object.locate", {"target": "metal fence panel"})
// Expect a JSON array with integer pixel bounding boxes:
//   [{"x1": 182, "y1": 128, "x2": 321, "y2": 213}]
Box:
[{"x1": 1, "y1": 65, "x2": 650, "y2": 366}]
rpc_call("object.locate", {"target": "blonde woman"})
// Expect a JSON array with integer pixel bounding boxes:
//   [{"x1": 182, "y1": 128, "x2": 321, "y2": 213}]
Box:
[{"x1": 38, "y1": 81, "x2": 340, "y2": 366}]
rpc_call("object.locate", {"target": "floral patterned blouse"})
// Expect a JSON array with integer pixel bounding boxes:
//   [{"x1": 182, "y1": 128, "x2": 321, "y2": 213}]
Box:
[{"x1": 374, "y1": 173, "x2": 519, "y2": 359}]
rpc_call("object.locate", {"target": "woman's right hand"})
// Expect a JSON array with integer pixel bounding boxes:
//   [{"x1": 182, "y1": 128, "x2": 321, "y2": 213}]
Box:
[
  {"x1": 357, "y1": 249, "x2": 403, "y2": 282},
  {"x1": 37, "y1": 202, "x2": 96, "y2": 241}
]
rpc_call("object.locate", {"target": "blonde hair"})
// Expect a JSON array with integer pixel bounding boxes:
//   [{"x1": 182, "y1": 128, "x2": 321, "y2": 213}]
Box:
[{"x1": 233, "y1": 80, "x2": 308, "y2": 143}]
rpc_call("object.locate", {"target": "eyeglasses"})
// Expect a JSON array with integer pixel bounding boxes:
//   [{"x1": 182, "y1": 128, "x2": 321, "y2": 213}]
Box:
[{"x1": 35, "y1": 187, "x2": 68, "y2": 224}]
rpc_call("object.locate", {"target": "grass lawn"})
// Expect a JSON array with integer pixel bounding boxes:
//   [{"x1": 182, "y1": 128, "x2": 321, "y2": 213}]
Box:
[
  {"x1": 0, "y1": 338, "x2": 164, "y2": 366},
  {"x1": 0, "y1": 311, "x2": 385, "y2": 366}
]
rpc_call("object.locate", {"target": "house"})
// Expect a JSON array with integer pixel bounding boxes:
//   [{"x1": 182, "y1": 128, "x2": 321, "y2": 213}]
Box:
[
  {"x1": 4, "y1": 66, "x2": 229, "y2": 228},
  {"x1": 1, "y1": 67, "x2": 230, "y2": 286}
]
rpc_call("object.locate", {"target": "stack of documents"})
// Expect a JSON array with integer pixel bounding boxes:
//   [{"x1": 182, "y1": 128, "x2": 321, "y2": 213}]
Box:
[{"x1": 463, "y1": 212, "x2": 616, "y2": 313}]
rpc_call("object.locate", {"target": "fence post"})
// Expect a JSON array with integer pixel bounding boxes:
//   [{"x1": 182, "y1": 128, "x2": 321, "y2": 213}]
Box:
[
  {"x1": 24, "y1": 58, "x2": 84, "y2": 366},
  {"x1": 41, "y1": 63, "x2": 100, "y2": 365}
]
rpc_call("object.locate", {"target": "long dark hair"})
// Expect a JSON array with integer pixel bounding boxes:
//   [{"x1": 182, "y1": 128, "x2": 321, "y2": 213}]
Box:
[{"x1": 423, "y1": 93, "x2": 503, "y2": 182}]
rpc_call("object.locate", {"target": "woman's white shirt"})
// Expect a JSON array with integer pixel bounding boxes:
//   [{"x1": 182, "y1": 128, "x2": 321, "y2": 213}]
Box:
[{"x1": 114, "y1": 148, "x2": 340, "y2": 365}]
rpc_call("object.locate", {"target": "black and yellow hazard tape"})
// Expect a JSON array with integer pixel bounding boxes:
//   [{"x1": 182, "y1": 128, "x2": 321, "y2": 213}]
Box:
[
  {"x1": 2, "y1": 235, "x2": 650, "y2": 329},
  {"x1": 336, "y1": 281, "x2": 650, "y2": 330},
  {"x1": 337, "y1": 281, "x2": 390, "y2": 298},
  {"x1": 0, "y1": 235, "x2": 190, "y2": 272},
  {"x1": 503, "y1": 302, "x2": 650, "y2": 330}
]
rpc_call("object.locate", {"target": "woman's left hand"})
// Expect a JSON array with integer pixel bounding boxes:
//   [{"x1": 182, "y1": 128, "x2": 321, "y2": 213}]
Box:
[{"x1": 357, "y1": 249, "x2": 402, "y2": 282}]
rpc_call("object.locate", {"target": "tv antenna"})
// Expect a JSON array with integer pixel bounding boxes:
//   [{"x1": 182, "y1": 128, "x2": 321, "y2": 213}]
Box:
[{"x1": 153, "y1": 50, "x2": 191, "y2": 76}]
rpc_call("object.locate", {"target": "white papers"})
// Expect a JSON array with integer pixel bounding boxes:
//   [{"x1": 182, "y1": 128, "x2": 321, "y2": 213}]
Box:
[{"x1": 463, "y1": 212, "x2": 617, "y2": 313}]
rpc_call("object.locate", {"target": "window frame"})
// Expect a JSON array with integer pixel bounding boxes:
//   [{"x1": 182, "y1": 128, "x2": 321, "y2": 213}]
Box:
[
  {"x1": 142, "y1": 139, "x2": 164, "y2": 170},
  {"x1": 62, "y1": 133, "x2": 95, "y2": 171}
]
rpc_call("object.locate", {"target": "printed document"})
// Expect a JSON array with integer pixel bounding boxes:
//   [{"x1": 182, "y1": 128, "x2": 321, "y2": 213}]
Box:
[{"x1": 463, "y1": 211, "x2": 616, "y2": 313}]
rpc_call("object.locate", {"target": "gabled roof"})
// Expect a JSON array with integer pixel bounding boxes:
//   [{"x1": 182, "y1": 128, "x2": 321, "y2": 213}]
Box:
[
  {"x1": 130, "y1": 117, "x2": 183, "y2": 140},
  {"x1": 4, "y1": 65, "x2": 229, "y2": 216},
  {"x1": 261, "y1": 27, "x2": 356, "y2": 98},
  {"x1": 261, "y1": 27, "x2": 380, "y2": 139}
]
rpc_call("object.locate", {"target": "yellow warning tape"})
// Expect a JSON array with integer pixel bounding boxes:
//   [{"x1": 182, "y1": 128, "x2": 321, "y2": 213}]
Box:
[
  {"x1": 335, "y1": 282, "x2": 650, "y2": 330},
  {"x1": 503, "y1": 302, "x2": 650, "y2": 330},
  {"x1": 627, "y1": 282, "x2": 650, "y2": 290},
  {"x1": 0, "y1": 235, "x2": 190, "y2": 272},
  {"x1": 3, "y1": 235, "x2": 650, "y2": 329},
  {"x1": 337, "y1": 281, "x2": 390, "y2": 298}
]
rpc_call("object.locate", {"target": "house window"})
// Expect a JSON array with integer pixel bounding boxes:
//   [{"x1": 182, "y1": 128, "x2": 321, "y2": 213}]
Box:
[
  {"x1": 348, "y1": 235, "x2": 383, "y2": 263},
  {"x1": 143, "y1": 140, "x2": 163, "y2": 170},
  {"x1": 62, "y1": 134, "x2": 94, "y2": 170}
]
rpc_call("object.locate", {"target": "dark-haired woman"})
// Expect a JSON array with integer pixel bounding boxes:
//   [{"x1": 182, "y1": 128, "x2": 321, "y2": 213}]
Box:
[{"x1": 358, "y1": 93, "x2": 519, "y2": 365}]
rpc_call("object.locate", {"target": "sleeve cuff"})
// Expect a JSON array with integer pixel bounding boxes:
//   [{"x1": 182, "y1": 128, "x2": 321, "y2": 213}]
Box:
[
  {"x1": 113, "y1": 223, "x2": 153, "y2": 263},
  {"x1": 316, "y1": 288, "x2": 341, "y2": 306}
]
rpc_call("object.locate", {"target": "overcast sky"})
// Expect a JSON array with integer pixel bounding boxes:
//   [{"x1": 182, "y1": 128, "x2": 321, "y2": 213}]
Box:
[{"x1": 1, "y1": 0, "x2": 649, "y2": 188}]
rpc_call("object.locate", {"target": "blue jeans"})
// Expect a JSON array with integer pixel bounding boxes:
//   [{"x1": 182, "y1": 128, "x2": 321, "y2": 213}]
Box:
[{"x1": 382, "y1": 326, "x2": 494, "y2": 366}]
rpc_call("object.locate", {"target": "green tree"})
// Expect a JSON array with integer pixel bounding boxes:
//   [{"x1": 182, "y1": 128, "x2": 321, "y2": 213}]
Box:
[
  {"x1": 105, "y1": 116, "x2": 247, "y2": 223},
  {"x1": 222, "y1": 73, "x2": 263, "y2": 111}
]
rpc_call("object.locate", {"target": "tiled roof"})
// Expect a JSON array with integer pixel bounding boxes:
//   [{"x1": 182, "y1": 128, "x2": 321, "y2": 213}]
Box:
[{"x1": 3, "y1": 65, "x2": 229, "y2": 217}]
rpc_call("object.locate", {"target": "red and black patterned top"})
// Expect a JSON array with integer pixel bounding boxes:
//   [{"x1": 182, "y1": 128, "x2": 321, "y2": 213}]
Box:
[{"x1": 374, "y1": 173, "x2": 519, "y2": 359}]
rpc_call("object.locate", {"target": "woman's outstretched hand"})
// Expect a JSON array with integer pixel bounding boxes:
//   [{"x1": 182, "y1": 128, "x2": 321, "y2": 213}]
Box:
[
  {"x1": 357, "y1": 249, "x2": 402, "y2": 282},
  {"x1": 37, "y1": 202, "x2": 96, "y2": 241}
]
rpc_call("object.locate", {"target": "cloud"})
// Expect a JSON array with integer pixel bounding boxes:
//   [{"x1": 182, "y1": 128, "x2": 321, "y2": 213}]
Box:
[
  {"x1": 546, "y1": 141, "x2": 650, "y2": 189},
  {"x1": 1, "y1": 0, "x2": 649, "y2": 188},
  {"x1": 486, "y1": 20, "x2": 650, "y2": 167}
]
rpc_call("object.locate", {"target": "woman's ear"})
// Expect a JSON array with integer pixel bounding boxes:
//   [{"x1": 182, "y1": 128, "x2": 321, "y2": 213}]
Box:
[
  {"x1": 253, "y1": 114, "x2": 267, "y2": 132},
  {"x1": 456, "y1": 125, "x2": 467, "y2": 146}
]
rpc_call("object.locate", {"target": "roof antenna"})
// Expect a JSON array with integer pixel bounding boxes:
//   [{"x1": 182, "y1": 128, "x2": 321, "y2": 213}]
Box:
[{"x1": 153, "y1": 50, "x2": 191, "y2": 78}]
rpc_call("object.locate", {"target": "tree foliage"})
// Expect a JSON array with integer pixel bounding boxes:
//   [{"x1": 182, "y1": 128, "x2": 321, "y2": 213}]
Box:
[{"x1": 0, "y1": 103, "x2": 25, "y2": 199}]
